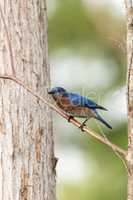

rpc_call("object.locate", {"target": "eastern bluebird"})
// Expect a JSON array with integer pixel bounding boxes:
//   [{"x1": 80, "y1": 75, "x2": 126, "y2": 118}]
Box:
[{"x1": 48, "y1": 87, "x2": 112, "y2": 130}]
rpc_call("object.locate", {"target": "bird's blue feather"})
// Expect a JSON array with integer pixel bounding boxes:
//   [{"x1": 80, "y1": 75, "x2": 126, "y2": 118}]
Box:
[
  {"x1": 63, "y1": 92, "x2": 99, "y2": 109},
  {"x1": 48, "y1": 87, "x2": 112, "y2": 129}
]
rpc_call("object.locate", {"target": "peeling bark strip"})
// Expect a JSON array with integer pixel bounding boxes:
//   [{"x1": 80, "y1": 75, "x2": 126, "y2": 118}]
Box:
[
  {"x1": 20, "y1": 167, "x2": 28, "y2": 200},
  {"x1": 0, "y1": 1, "x2": 56, "y2": 200}
]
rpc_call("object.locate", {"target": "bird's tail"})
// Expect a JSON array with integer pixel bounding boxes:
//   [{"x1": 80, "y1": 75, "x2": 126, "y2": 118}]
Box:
[
  {"x1": 95, "y1": 111, "x2": 112, "y2": 129},
  {"x1": 96, "y1": 105, "x2": 108, "y2": 111}
]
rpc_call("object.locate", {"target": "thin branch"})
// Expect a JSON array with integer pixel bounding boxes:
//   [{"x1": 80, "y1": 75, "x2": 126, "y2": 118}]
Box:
[
  {"x1": 95, "y1": 121, "x2": 129, "y2": 174},
  {"x1": 0, "y1": 5, "x2": 16, "y2": 75},
  {"x1": 0, "y1": 74, "x2": 127, "y2": 157}
]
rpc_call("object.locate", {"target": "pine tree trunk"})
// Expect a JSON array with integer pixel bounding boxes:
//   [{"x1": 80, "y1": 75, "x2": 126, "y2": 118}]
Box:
[
  {"x1": 126, "y1": 2, "x2": 133, "y2": 200},
  {"x1": 0, "y1": 1, "x2": 56, "y2": 200}
]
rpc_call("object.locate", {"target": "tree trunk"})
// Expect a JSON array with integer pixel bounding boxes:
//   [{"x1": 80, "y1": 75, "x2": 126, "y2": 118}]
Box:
[
  {"x1": 126, "y1": 2, "x2": 133, "y2": 200},
  {"x1": 0, "y1": 1, "x2": 56, "y2": 200}
]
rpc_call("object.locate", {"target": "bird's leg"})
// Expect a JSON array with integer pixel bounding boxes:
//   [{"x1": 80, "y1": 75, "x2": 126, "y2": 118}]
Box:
[
  {"x1": 79, "y1": 118, "x2": 89, "y2": 131},
  {"x1": 68, "y1": 115, "x2": 74, "y2": 122}
]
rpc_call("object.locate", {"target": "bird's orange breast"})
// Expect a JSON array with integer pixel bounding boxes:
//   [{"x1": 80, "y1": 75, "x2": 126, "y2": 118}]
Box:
[{"x1": 53, "y1": 95, "x2": 96, "y2": 118}]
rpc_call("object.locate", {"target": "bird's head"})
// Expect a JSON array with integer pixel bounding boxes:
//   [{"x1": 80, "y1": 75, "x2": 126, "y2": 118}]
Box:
[{"x1": 48, "y1": 87, "x2": 66, "y2": 95}]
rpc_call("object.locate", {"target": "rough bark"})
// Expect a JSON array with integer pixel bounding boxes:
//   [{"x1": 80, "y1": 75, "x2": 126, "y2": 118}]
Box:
[
  {"x1": 0, "y1": 1, "x2": 56, "y2": 200},
  {"x1": 126, "y1": 2, "x2": 133, "y2": 200}
]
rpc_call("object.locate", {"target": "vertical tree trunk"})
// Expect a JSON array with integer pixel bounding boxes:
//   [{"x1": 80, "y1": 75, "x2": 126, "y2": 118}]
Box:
[
  {"x1": 0, "y1": 1, "x2": 56, "y2": 200},
  {"x1": 126, "y1": 1, "x2": 133, "y2": 200}
]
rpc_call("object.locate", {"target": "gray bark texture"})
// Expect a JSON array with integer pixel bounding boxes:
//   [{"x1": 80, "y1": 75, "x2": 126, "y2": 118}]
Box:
[
  {"x1": 0, "y1": 1, "x2": 56, "y2": 200},
  {"x1": 126, "y1": 2, "x2": 133, "y2": 200}
]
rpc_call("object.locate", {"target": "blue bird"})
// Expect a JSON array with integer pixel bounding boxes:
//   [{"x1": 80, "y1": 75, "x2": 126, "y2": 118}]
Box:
[{"x1": 48, "y1": 87, "x2": 112, "y2": 130}]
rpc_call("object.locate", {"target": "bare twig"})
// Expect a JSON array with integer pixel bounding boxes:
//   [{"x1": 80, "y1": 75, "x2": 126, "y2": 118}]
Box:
[
  {"x1": 0, "y1": 5, "x2": 16, "y2": 75},
  {"x1": 95, "y1": 122, "x2": 129, "y2": 174},
  {"x1": 115, "y1": 151, "x2": 130, "y2": 175},
  {"x1": 0, "y1": 74, "x2": 127, "y2": 157}
]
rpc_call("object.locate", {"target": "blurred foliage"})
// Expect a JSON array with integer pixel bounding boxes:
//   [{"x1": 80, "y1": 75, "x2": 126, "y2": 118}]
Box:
[
  {"x1": 48, "y1": 0, "x2": 126, "y2": 89},
  {"x1": 48, "y1": 0, "x2": 127, "y2": 200}
]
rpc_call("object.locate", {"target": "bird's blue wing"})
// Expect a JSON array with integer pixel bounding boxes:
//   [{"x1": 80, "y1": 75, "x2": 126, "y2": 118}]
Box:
[
  {"x1": 65, "y1": 92, "x2": 98, "y2": 109},
  {"x1": 64, "y1": 92, "x2": 107, "y2": 110}
]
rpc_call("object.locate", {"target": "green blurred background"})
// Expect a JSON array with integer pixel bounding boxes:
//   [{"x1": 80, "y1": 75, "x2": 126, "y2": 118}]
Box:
[{"x1": 48, "y1": 0, "x2": 127, "y2": 199}]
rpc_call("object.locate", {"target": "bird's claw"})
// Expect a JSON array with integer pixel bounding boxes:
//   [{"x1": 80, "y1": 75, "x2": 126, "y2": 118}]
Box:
[
  {"x1": 79, "y1": 123, "x2": 86, "y2": 132},
  {"x1": 68, "y1": 116, "x2": 74, "y2": 122}
]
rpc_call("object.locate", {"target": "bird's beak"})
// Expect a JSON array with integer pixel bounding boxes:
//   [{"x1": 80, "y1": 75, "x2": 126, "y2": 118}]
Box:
[{"x1": 47, "y1": 89, "x2": 53, "y2": 94}]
